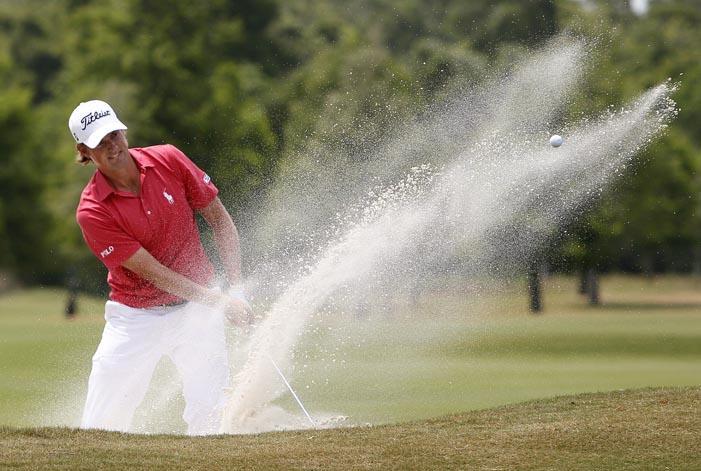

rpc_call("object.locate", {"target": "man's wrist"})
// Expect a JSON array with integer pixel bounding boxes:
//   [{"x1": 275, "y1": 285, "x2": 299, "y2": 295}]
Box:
[
  {"x1": 227, "y1": 285, "x2": 252, "y2": 308},
  {"x1": 202, "y1": 287, "x2": 224, "y2": 307}
]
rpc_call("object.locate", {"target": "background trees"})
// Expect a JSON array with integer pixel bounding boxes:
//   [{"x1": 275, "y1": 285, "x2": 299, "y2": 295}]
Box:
[{"x1": 0, "y1": 0, "x2": 699, "y2": 292}]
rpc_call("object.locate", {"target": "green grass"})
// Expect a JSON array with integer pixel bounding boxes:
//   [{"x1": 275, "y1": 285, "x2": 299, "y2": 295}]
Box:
[
  {"x1": 295, "y1": 275, "x2": 701, "y2": 423},
  {"x1": 0, "y1": 289, "x2": 105, "y2": 427},
  {"x1": 0, "y1": 275, "x2": 700, "y2": 433},
  {"x1": 1, "y1": 387, "x2": 699, "y2": 469}
]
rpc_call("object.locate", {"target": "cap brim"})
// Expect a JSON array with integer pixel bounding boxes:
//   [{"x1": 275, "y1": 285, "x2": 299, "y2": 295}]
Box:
[{"x1": 83, "y1": 120, "x2": 128, "y2": 149}]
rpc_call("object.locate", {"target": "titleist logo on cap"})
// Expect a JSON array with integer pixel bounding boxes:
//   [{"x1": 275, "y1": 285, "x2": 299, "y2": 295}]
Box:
[{"x1": 81, "y1": 110, "x2": 111, "y2": 131}]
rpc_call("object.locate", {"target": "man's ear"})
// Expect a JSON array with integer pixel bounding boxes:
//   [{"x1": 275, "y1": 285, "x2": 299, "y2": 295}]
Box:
[
  {"x1": 77, "y1": 143, "x2": 92, "y2": 160},
  {"x1": 75, "y1": 143, "x2": 93, "y2": 165}
]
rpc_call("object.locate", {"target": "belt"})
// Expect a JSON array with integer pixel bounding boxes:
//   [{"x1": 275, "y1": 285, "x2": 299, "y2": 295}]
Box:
[{"x1": 163, "y1": 299, "x2": 187, "y2": 307}]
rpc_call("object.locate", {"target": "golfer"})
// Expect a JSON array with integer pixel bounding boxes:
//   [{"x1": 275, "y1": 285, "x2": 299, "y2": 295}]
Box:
[{"x1": 69, "y1": 99, "x2": 250, "y2": 435}]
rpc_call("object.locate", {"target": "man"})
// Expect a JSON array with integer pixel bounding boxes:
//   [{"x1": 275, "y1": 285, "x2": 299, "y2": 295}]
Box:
[{"x1": 69, "y1": 99, "x2": 250, "y2": 435}]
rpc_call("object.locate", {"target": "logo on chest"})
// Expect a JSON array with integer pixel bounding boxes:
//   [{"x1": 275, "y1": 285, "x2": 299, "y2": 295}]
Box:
[{"x1": 163, "y1": 190, "x2": 175, "y2": 205}]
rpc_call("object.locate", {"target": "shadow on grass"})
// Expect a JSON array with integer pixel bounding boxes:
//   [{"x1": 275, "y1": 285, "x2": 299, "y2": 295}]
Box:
[{"x1": 594, "y1": 302, "x2": 701, "y2": 311}]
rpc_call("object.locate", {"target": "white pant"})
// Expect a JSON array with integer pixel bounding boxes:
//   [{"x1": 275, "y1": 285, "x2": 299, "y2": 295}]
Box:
[{"x1": 81, "y1": 300, "x2": 228, "y2": 435}]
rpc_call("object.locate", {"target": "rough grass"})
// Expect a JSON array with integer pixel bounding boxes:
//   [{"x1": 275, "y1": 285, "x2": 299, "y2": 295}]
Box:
[{"x1": 1, "y1": 387, "x2": 698, "y2": 470}]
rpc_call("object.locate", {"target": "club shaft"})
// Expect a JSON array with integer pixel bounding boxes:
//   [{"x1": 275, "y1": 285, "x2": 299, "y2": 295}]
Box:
[{"x1": 267, "y1": 355, "x2": 316, "y2": 427}]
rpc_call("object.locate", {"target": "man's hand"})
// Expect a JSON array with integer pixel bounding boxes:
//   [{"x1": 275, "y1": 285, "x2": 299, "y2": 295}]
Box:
[
  {"x1": 222, "y1": 297, "x2": 253, "y2": 326},
  {"x1": 221, "y1": 288, "x2": 254, "y2": 327}
]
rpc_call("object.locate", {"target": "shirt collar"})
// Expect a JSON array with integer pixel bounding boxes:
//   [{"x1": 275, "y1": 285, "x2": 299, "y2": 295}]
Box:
[{"x1": 92, "y1": 150, "x2": 155, "y2": 201}]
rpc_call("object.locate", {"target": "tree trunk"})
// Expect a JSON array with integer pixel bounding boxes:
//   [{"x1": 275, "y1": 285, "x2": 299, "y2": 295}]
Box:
[
  {"x1": 693, "y1": 247, "x2": 701, "y2": 276},
  {"x1": 64, "y1": 267, "x2": 79, "y2": 319},
  {"x1": 527, "y1": 262, "x2": 542, "y2": 313},
  {"x1": 579, "y1": 268, "x2": 588, "y2": 295},
  {"x1": 586, "y1": 268, "x2": 599, "y2": 305},
  {"x1": 64, "y1": 291, "x2": 77, "y2": 318}
]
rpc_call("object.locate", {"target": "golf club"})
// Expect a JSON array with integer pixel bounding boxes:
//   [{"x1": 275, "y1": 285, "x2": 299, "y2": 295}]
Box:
[{"x1": 267, "y1": 354, "x2": 316, "y2": 427}]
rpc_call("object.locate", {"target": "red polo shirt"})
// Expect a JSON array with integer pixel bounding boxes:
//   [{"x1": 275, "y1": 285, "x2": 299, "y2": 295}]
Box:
[{"x1": 77, "y1": 144, "x2": 218, "y2": 308}]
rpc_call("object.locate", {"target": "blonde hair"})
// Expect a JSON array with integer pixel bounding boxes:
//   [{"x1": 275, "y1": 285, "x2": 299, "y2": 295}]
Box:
[{"x1": 75, "y1": 151, "x2": 91, "y2": 165}]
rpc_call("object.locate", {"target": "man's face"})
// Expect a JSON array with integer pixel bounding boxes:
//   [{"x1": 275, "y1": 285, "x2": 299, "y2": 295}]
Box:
[{"x1": 79, "y1": 130, "x2": 130, "y2": 171}]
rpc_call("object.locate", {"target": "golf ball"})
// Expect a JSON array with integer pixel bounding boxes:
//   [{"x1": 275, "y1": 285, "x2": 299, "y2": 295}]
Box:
[{"x1": 549, "y1": 134, "x2": 563, "y2": 147}]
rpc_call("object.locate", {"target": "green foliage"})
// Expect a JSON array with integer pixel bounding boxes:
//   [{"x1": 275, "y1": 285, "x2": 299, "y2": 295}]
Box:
[
  {"x1": 557, "y1": 0, "x2": 701, "y2": 273},
  {"x1": 55, "y1": 0, "x2": 279, "y2": 208},
  {"x1": 0, "y1": 87, "x2": 58, "y2": 282},
  {"x1": 1, "y1": 0, "x2": 701, "y2": 288}
]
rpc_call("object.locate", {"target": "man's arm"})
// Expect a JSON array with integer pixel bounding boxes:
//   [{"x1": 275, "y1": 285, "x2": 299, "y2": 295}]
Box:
[
  {"x1": 198, "y1": 197, "x2": 242, "y2": 287},
  {"x1": 122, "y1": 248, "x2": 221, "y2": 307},
  {"x1": 122, "y1": 247, "x2": 251, "y2": 325}
]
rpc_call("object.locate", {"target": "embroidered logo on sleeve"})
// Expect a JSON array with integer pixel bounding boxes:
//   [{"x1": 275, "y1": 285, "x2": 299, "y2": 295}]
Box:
[
  {"x1": 163, "y1": 190, "x2": 175, "y2": 205},
  {"x1": 203, "y1": 173, "x2": 211, "y2": 184},
  {"x1": 100, "y1": 246, "x2": 114, "y2": 258}
]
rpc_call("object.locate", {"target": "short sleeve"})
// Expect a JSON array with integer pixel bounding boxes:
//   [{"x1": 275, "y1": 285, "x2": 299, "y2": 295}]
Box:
[
  {"x1": 164, "y1": 145, "x2": 219, "y2": 209},
  {"x1": 77, "y1": 208, "x2": 142, "y2": 270}
]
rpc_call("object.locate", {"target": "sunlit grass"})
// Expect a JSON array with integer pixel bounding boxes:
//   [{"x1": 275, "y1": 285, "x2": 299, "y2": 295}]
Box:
[
  {"x1": 2, "y1": 387, "x2": 699, "y2": 470},
  {"x1": 0, "y1": 275, "x2": 700, "y2": 432}
]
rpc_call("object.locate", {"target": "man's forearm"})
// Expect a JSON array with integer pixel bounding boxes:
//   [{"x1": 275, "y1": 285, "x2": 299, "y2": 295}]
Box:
[
  {"x1": 199, "y1": 198, "x2": 243, "y2": 286},
  {"x1": 212, "y1": 217, "x2": 242, "y2": 286},
  {"x1": 122, "y1": 248, "x2": 221, "y2": 306}
]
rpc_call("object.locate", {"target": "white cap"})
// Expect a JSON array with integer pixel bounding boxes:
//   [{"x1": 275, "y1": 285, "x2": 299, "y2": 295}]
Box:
[{"x1": 68, "y1": 100, "x2": 128, "y2": 149}]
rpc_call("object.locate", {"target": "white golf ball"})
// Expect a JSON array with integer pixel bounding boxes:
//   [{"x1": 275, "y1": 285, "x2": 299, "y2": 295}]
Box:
[{"x1": 549, "y1": 134, "x2": 563, "y2": 147}]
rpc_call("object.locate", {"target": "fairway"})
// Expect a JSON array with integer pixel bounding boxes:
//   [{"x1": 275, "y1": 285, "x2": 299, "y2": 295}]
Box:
[{"x1": 0, "y1": 275, "x2": 699, "y2": 433}]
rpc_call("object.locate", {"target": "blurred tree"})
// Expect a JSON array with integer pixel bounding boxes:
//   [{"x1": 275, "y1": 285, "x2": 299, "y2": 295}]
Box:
[
  {"x1": 0, "y1": 0, "x2": 700, "y2": 291},
  {"x1": 55, "y1": 0, "x2": 279, "y2": 210},
  {"x1": 557, "y1": 0, "x2": 701, "y2": 276},
  {"x1": 0, "y1": 86, "x2": 57, "y2": 283}
]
